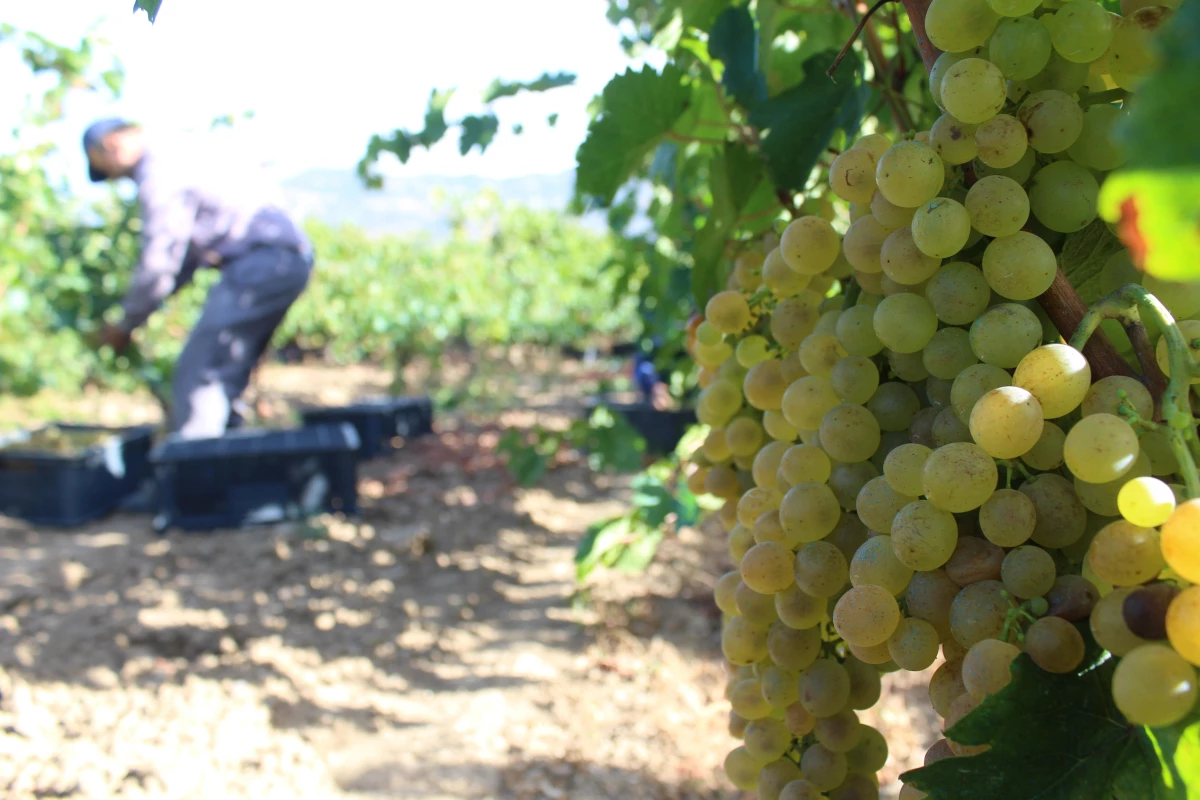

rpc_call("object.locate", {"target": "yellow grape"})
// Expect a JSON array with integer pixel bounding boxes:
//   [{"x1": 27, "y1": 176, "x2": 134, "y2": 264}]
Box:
[
  {"x1": 1117, "y1": 476, "x2": 1176, "y2": 528},
  {"x1": 1161, "y1": 499, "x2": 1200, "y2": 584}
]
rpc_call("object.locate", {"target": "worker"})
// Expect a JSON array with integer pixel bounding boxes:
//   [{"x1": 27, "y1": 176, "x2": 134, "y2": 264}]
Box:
[{"x1": 83, "y1": 118, "x2": 312, "y2": 438}]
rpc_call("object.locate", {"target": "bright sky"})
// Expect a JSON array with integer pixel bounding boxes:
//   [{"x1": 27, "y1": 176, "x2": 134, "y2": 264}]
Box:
[{"x1": 2, "y1": 0, "x2": 641, "y2": 195}]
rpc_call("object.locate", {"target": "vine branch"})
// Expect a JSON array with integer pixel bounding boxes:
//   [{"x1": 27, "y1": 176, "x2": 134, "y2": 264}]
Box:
[{"x1": 828, "y1": 0, "x2": 895, "y2": 79}]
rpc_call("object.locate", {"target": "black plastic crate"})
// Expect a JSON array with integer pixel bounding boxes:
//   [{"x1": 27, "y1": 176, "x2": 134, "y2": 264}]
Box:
[
  {"x1": 299, "y1": 396, "x2": 433, "y2": 460},
  {"x1": 0, "y1": 424, "x2": 156, "y2": 527},
  {"x1": 149, "y1": 423, "x2": 360, "y2": 533},
  {"x1": 586, "y1": 399, "x2": 698, "y2": 456}
]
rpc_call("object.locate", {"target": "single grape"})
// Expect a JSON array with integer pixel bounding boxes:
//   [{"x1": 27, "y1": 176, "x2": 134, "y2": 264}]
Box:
[
  {"x1": 962, "y1": 638, "x2": 1021, "y2": 700},
  {"x1": 944, "y1": 536, "x2": 1005, "y2": 587},
  {"x1": 854, "y1": 132, "x2": 894, "y2": 159},
  {"x1": 1162, "y1": 499, "x2": 1200, "y2": 584},
  {"x1": 1111, "y1": 644, "x2": 1198, "y2": 727},
  {"x1": 800, "y1": 743, "x2": 849, "y2": 792},
  {"x1": 867, "y1": 382, "x2": 921, "y2": 432},
  {"x1": 844, "y1": 654, "x2": 884, "y2": 709},
  {"x1": 933, "y1": 406, "x2": 974, "y2": 447},
  {"x1": 940, "y1": 58, "x2": 1007, "y2": 124},
  {"x1": 928, "y1": 659, "x2": 968, "y2": 719},
  {"x1": 798, "y1": 658, "x2": 852, "y2": 718},
  {"x1": 835, "y1": 304, "x2": 885, "y2": 358},
  {"x1": 779, "y1": 443, "x2": 833, "y2": 487},
  {"x1": 891, "y1": 499, "x2": 960, "y2": 571},
  {"x1": 1001, "y1": 544, "x2": 1057, "y2": 598},
  {"x1": 1028, "y1": 160, "x2": 1100, "y2": 233},
  {"x1": 850, "y1": 534, "x2": 915, "y2": 595},
  {"x1": 983, "y1": 229, "x2": 1060, "y2": 300},
  {"x1": 759, "y1": 759, "x2": 805, "y2": 800},
  {"x1": 820, "y1": 403, "x2": 882, "y2": 464},
  {"x1": 724, "y1": 746, "x2": 764, "y2": 791},
  {"x1": 1021, "y1": 49, "x2": 1090, "y2": 95},
  {"x1": 1122, "y1": 582, "x2": 1179, "y2": 641},
  {"x1": 736, "y1": 580, "x2": 781, "y2": 627},
  {"x1": 1045, "y1": 0, "x2": 1114, "y2": 63},
  {"x1": 1019, "y1": 472, "x2": 1087, "y2": 549},
  {"x1": 829, "y1": 462, "x2": 882, "y2": 512},
  {"x1": 1021, "y1": 421, "x2": 1066, "y2": 471},
  {"x1": 987, "y1": 0, "x2": 1041, "y2": 17},
  {"x1": 911, "y1": 197, "x2": 971, "y2": 259},
  {"x1": 772, "y1": 294, "x2": 822, "y2": 349},
  {"x1": 969, "y1": 385, "x2": 1045, "y2": 459},
  {"x1": 965, "y1": 175, "x2": 1030, "y2": 238},
  {"x1": 989, "y1": 16, "x2": 1053, "y2": 80},
  {"x1": 727, "y1": 417, "x2": 765, "y2": 457},
  {"x1": 1087, "y1": 520, "x2": 1163, "y2": 587},
  {"x1": 923, "y1": 441, "x2": 999, "y2": 512},
  {"x1": 884, "y1": 443, "x2": 932, "y2": 497},
  {"x1": 831, "y1": 354, "x2": 882, "y2": 404},
  {"x1": 888, "y1": 616, "x2": 942, "y2": 671},
  {"x1": 706, "y1": 290, "x2": 752, "y2": 334},
  {"x1": 800, "y1": 333, "x2": 849, "y2": 380},
  {"x1": 754, "y1": 509, "x2": 789, "y2": 545},
  {"x1": 760, "y1": 665, "x2": 803, "y2": 711},
  {"x1": 845, "y1": 725, "x2": 889, "y2": 773},
  {"x1": 814, "y1": 707, "x2": 864, "y2": 753},
  {"x1": 926, "y1": 0, "x2": 1001, "y2": 57},
  {"x1": 950, "y1": 579, "x2": 1010, "y2": 648},
  {"x1": 1155, "y1": 319, "x2": 1200, "y2": 385},
  {"x1": 1166, "y1": 586, "x2": 1200, "y2": 667},
  {"x1": 782, "y1": 216, "x2": 840, "y2": 275},
  {"x1": 925, "y1": 262, "x2": 991, "y2": 325},
  {"x1": 782, "y1": 376, "x2": 841, "y2": 431},
  {"x1": 731, "y1": 678, "x2": 774, "y2": 720},
  {"x1": 795, "y1": 541, "x2": 850, "y2": 598},
  {"x1": 1064, "y1": 413, "x2": 1140, "y2": 484},
  {"x1": 1068, "y1": 104, "x2": 1127, "y2": 171},
  {"x1": 889, "y1": 349, "x2": 932, "y2": 383},
  {"x1": 843, "y1": 214, "x2": 892, "y2": 275},
  {"x1": 1018, "y1": 90, "x2": 1084, "y2": 153},
  {"x1": 974, "y1": 114, "x2": 1028, "y2": 169},
  {"x1": 723, "y1": 615, "x2": 770, "y2": 665},
  {"x1": 979, "y1": 488, "x2": 1037, "y2": 547},
  {"x1": 930, "y1": 114, "x2": 979, "y2": 165},
  {"x1": 1081, "y1": 375, "x2": 1154, "y2": 419},
  {"x1": 776, "y1": 584, "x2": 826, "y2": 630},
  {"x1": 764, "y1": 247, "x2": 813, "y2": 298},
  {"x1": 1045, "y1": 574, "x2": 1101, "y2": 622},
  {"x1": 1117, "y1": 476, "x2": 1176, "y2": 528},
  {"x1": 883, "y1": 226, "x2": 943, "y2": 285},
  {"x1": 1012, "y1": 343, "x2": 1090, "y2": 420},
  {"x1": 970, "y1": 303, "x2": 1044, "y2": 368},
  {"x1": 745, "y1": 716, "x2": 794, "y2": 761},
  {"x1": 781, "y1": 481, "x2": 843, "y2": 544},
  {"x1": 830, "y1": 148, "x2": 879, "y2": 204},
  {"x1": 745, "y1": 359, "x2": 789, "y2": 411},
  {"x1": 875, "y1": 142, "x2": 946, "y2": 208},
  {"x1": 871, "y1": 190, "x2": 918, "y2": 229},
  {"x1": 874, "y1": 293, "x2": 939, "y2": 354},
  {"x1": 741, "y1": 541, "x2": 796, "y2": 594}
]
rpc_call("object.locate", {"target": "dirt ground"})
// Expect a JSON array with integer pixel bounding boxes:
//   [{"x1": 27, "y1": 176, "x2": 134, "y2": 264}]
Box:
[{"x1": 0, "y1": 359, "x2": 939, "y2": 800}]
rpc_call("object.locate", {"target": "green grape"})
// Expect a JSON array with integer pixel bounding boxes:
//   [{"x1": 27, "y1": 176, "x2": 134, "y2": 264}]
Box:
[
  {"x1": 922, "y1": 327, "x2": 980, "y2": 381},
  {"x1": 975, "y1": 146, "x2": 1037, "y2": 187},
  {"x1": 940, "y1": 58, "x2": 1007, "y2": 124},
  {"x1": 1139, "y1": 429, "x2": 1179, "y2": 477},
  {"x1": 1001, "y1": 544, "x2": 1057, "y2": 598},
  {"x1": 759, "y1": 759, "x2": 805, "y2": 800},
  {"x1": 715, "y1": 570, "x2": 742, "y2": 616},
  {"x1": 1112, "y1": 643, "x2": 1198, "y2": 727},
  {"x1": 887, "y1": 617, "x2": 941, "y2": 671},
  {"x1": 1087, "y1": 519, "x2": 1163, "y2": 586},
  {"x1": 987, "y1": 0, "x2": 1041, "y2": 16},
  {"x1": 724, "y1": 745, "x2": 764, "y2": 791},
  {"x1": 969, "y1": 385, "x2": 1045, "y2": 459},
  {"x1": 1074, "y1": 448, "x2": 1151, "y2": 516},
  {"x1": 1168, "y1": 586, "x2": 1200, "y2": 666},
  {"x1": 836, "y1": 304, "x2": 885, "y2": 357},
  {"x1": 926, "y1": 0, "x2": 1000, "y2": 53},
  {"x1": 830, "y1": 148, "x2": 880, "y2": 204},
  {"x1": 930, "y1": 114, "x2": 979, "y2": 165},
  {"x1": 764, "y1": 247, "x2": 813, "y2": 298},
  {"x1": 884, "y1": 443, "x2": 932, "y2": 497},
  {"x1": 764, "y1": 409, "x2": 800, "y2": 443},
  {"x1": 831, "y1": 355, "x2": 881, "y2": 405},
  {"x1": 1019, "y1": 472, "x2": 1087, "y2": 549},
  {"x1": 882, "y1": 226, "x2": 943, "y2": 285},
  {"x1": 927, "y1": 375, "x2": 954, "y2": 407},
  {"x1": 1028, "y1": 160, "x2": 1099, "y2": 233},
  {"x1": 801, "y1": 743, "x2": 850, "y2": 793},
  {"x1": 735, "y1": 250, "x2": 765, "y2": 291},
  {"x1": 723, "y1": 615, "x2": 770, "y2": 664},
  {"x1": 1045, "y1": 0, "x2": 1113, "y2": 63},
  {"x1": 782, "y1": 376, "x2": 841, "y2": 431},
  {"x1": 737, "y1": 335, "x2": 772, "y2": 368},
  {"x1": 1067, "y1": 104, "x2": 1127, "y2": 171},
  {"x1": 786, "y1": 701, "x2": 818, "y2": 738},
  {"x1": 911, "y1": 197, "x2": 971, "y2": 258},
  {"x1": 745, "y1": 359, "x2": 789, "y2": 411},
  {"x1": 706, "y1": 290, "x2": 752, "y2": 334},
  {"x1": 871, "y1": 190, "x2": 918, "y2": 230},
  {"x1": 989, "y1": 16, "x2": 1052, "y2": 80},
  {"x1": 1021, "y1": 48, "x2": 1090, "y2": 94},
  {"x1": 781, "y1": 780, "x2": 825, "y2": 800},
  {"x1": 829, "y1": 462, "x2": 882, "y2": 511},
  {"x1": 696, "y1": 321, "x2": 722, "y2": 346},
  {"x1": 962, "y1": 638, "x2": 1021, "y2": 701},
  {"x1": 933, "y1": 406, "x2": 975, "y2": 447},
  {"x1": 828, "y1": 514, "x2": 871, "y2": 565},
  {"x1": 776, "y1": 584, "x2": 826, "y2": 630},
  {"x1": 760, "y1": 665, "x2": 803, "y2": 710},
  {"x1": 1013, "y1": 343, "x2": 1091, "y2": 419},
  {"x1": 753, "y1": 441, "x2": 790, "y2": 490},
  {"x1": 949, "y1": 579, "x2": 1010, "y2": 648},
  {"x1": 1081, "y1": 375, "x2": 1154, "y2": 419},
  {"x1": 737, "y1": 580, "x2": 782, "y2": 627},
  {"x1": 834, "y1": 585, "x2": 902, "y2": 647},
  {"x1": 1091, "y1": 586, "x2": 1150, "y2": 656},
  {"x1": 975, "y1": 114, "x2": 1028, "y2": 169},
  {"x1": 814, "y1": 707, "x2": 863, "y2": 754},
  {"x1": 969, "y1": 303, "x2": 1044, "y2": 368},
  {"x1": 891, "y1": 499, "x2": 960, "y2": 571},
  {"x1": 845, "y1": 725, "x2": 889, "y2": 773},
  {"x1": 722, "y1": 357, "x2": 751, "y2": 386},
  {"x1": 754, "y1": 509, "x2": 789, "y2": 545},
  {"x1": 741, "y1": 541, "x2": 796, "y2": 594},
  {"x1": 965, "y1": 175, "x2": 1030, "y2": 238},
  {"x1": 799, "y1": 658, "x2": 852, "y2": 718},
  {"x1": 888, "y1": 349, "x2": 932, "y2": 382},
  {"x1": 854, "y1": 132, "x2": 894, "y2": 159},
  {"x1": 1064, "y1": 413, "x2": 1139, "y2": 484},
  {"x1": 867, "y1": 382, "x2": 921, "y2": 432},
  {"x1": 1142, "y1": 273, "x2": 1200, "y2": 320},
  {"x1": 727, "y1": 420, "x2": 764, "y2": 460},
  {"x1": 800, "y1": 333, "x2": 849, "y2": 380},
  {"x1": 794, "y1": 542, "x2": 849, "y2": 600},
  {"x1": 1025, "y1": 615, "x2": 1086, "y2": 673},
  {"x1": 843, "y1": 214, "x2": 891, "y2": 275},
  {"x1": 856, "y1": 476, "x2": 917, "y2": 533},
  {"x1": 731, "y1": 678, "x2": 774, "y2": 719},
  {"x1": 781, "y1": 481, "x2": 843, "y2": 543},
  {"x1": 923, "y1": 441, "x2": 998, "y2": 512},
  {"x1": 850, "y1": 535, "x2": 914, "y2": 595},
  {"x1": 906, "y1": 569, "x2": 960, "y2": 640},
  {"x1": 1156, "y1": 320, "x2": 1200, "y2": 385},
  {"x1": 876, "y1": 142, "x2": 945, "y2": 208},
  {"x1": 844, "y1": 654, "x2": 883, "y2": 710},
  {"x1": 738, "y1": 485, "x2": 784, "y2": 527},
  {"x1": 1021, "y1": 421, "x2": 1066, "y2": 470},
  {"x1": 873, "y1": 293, "x2": 938, "y2": 354},
  {"x1": 979, "y1": 488, "x2": 1037, "y2": 547},
  {"x1": 820, "y1": 403, "x2": 882, "y2": 464},
  {"x1": 1118, "y1": 476, "x2": 1176, "y2": 528},
  {"x1": 1018, "y1": 89, "x2": 1084, "y2": 153},
  {"x1": 782, "y1": 216, "x2": 841, "y2": 275},
  {"x1": 745, "y1": 716, "x2": 794, "y2": 761},
  {"x1": 925, "y1": 262, "x2": 991, "y2": 325},
  {"x1": 779, "y1": 443, "x2": 833, "y2": 486},
  {"x1": 1108, "y1": 9, "x2": 1162, "y2": 90},
  {"x1": 772, "y1": 293, "x2": 822, "y2": 349}
]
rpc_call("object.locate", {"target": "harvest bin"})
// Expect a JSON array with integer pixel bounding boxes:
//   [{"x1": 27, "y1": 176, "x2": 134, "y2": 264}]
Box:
[
  {"x1": 299, "y1": 396, "x2": 433, "y2": 460},
  {"x1": 149, "y1": 423, "x2": 360, "y2": 533},
  {"x1": 0, "y1": 424, "x2": 155, "y2": 527},
  {"x1": 587, "y1": 399, "x2": 697, "y2": 456}
]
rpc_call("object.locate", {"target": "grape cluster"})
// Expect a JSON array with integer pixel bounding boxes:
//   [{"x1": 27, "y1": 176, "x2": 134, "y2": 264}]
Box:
[{"x1": 688, "y1": 1, "x2": 1197, "y2": 794}]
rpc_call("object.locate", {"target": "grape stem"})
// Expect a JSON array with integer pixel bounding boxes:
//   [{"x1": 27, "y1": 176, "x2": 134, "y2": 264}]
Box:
[
  {"x1": 1070, "y1": 284, "x2": 1200, "y2": 500},
  {"x1": 827, "y1": 0, "x2": 896, "y2": 80},
  {"x1": 897, "y1": 0, "x2": 940, "y2": 72}
]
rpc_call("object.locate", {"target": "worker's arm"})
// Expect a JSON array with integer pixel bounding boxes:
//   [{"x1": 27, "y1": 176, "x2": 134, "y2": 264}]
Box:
[{"x1": 117, "y1": 188, "x2": 200, "y2": 334}]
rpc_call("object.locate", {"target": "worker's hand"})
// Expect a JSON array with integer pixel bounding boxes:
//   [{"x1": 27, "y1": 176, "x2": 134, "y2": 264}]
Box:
[{"x1": 95, "y1": 324, "x2": 131, "y2": 354}]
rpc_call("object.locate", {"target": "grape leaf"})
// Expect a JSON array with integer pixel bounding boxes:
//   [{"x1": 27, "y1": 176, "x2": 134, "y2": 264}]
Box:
[
  {"x1": 133, "y1": 0, "x2": 162, "y2": 22},
  {"x1": 1143, "y1": 713, "x2": 1200, "y2": 798},
  {"x1": 903, "y1": 634, "x2": 1182, "y2": 800},
  {"x1": 459, "y1": 114, "x2": 499, "y2": 156},
  {"x1": 575, "y1": 65, "x2": 691, "y2": 205},
  {"x1": 708, "y1": 6, "x2": 768, "y2": 110},
  {"x1": 1059, "y1": 219, "x2": 1135, "y2": 306},
  {"x1": 1098, "y1": 0, "x2": 1200, "y2": 281},
  {"x1": 692, "y1": 142, "x2": 764, "y2": 305},
  {"x1": 481, "y1": 71, "x2": 576, "y2": 103},
  {"x1": 748, "y1": 50, "x2": 865, "y2": 194}
]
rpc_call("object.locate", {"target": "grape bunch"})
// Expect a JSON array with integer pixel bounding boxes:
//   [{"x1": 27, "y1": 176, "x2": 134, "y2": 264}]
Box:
[{"x1": 686, "y1": 1, "x2": 1198, "y2": 795}]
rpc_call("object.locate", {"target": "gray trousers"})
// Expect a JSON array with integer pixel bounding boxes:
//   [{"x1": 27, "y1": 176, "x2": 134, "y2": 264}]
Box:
[{"x1": 171, "y1": 246, "x2": 312, "y2": 439}]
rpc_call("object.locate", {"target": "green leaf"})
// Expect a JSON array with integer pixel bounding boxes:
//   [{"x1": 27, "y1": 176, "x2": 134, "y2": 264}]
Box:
[
  {"x1": 575, "y1": 65, "x2": 692, "y2": 205},
  {"x1": 631, "y1": 473, "x2": 674, "y2": 527},
  {"x1": 575, "y1": 515, "x2": 632, "y2": 581},
  {"x1": 1144, "y1": 713, "x2": 1200, "y2": 798},
  {"x1": 749, "y1": 50, "x2": 865, "y2": 193},
  {"x1": 482, "y1": 71, "x2": 576, "y2": 103},
  {"x1": 692, "y1": 142, "x2": 765, "y2": 306},
  {"x1": 611, "y1": 526, "x2": 665, "y2": 573},
  {"x1": 708, "y1": 6, "x2": 768, "y2": 110},
  {"x1": 681, "y1": 0, "x2": 730, "y2": 32},
  {"x1": 1099, "y1": 0, "x2": 1200, "y2": 281},
  {"x1": 459, "y1": 114, "x2": 499, "y2": 156},
  {"x1": 903, "y1": 632, "x2": 1180, "y2": 800},
  {"x1": 133, "y1": 0, "x2": 162, "y2": 22},
  {"x1": 671, "y1": 79, "x2": 728, "y2": 139},
  {"x1": 1060, "y1": 219, "x2": 1134, "y2": 305}
]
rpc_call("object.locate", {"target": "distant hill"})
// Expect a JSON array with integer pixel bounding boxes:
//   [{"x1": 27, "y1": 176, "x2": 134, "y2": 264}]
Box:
[{"x1": 279, "y1": 168, "x2": 604, "y2": 238}]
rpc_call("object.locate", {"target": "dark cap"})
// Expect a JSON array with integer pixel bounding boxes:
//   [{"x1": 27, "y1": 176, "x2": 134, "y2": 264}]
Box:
[{"x1": 82, "y1": 118, "x2": 133, "y2": 182}]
